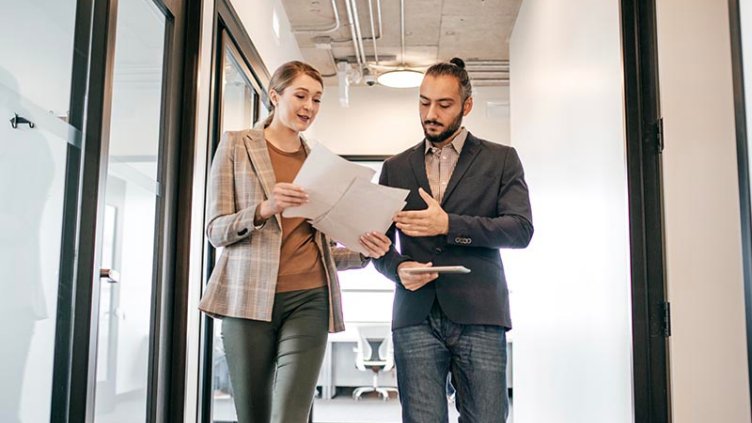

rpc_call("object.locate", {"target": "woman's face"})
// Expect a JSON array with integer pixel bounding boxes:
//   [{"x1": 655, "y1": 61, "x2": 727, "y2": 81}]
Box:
[{"x1": 270, "y1": 74, "x2": 323, "y2": 132}]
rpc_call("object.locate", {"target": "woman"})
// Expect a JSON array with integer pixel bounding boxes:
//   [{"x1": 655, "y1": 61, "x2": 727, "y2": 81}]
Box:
[{"x1": 199, "y1": 61, "x2": 391, "y2": 422}]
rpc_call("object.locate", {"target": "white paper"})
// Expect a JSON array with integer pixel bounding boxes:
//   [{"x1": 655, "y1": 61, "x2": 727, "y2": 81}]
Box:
[
  {"x1": 280, "y1": 144, "x2": 409, "y2": 254},
  {"x1": 311, "y1": 177, "x2": 409, "y2": 254},
  {"x1": 283, "y1": 144, "x2": 375, "y2": 219}
]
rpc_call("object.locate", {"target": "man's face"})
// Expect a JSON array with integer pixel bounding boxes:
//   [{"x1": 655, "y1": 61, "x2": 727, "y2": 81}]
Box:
[{"x1": 419, "y1": 74, "x2": 473, "y2": 145}]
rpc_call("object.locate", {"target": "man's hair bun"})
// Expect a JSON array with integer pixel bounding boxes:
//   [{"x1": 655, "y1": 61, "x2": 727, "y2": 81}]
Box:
[
  {"x1": 425, "y1": 57, "x2": 472, "y2": 100},
  {"x1": 449, "y1": 57, "x2": 466, "y2": 69}
]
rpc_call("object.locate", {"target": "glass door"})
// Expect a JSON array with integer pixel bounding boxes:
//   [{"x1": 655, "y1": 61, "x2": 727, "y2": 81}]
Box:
[
  {"x1": 91, "y1": 0, "x2": 168, "y2": 420},
  {"x1": 0, "y1": 1, "x2": 81, "y2": 422},
  {"x1": 209, "y1": 32, "x2": 267, "y2": 423}
]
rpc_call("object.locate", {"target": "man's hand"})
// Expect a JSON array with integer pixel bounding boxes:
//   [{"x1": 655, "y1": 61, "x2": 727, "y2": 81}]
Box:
[
  {"x1": 394, "y1": 188, "x2": 449, "y2": 237},
  {"x1": 359, "y1": 232, "x2": 392, "y2": 258},
  {"x1": 397, "y1": 261, "x2": 439, "y2": 291}
]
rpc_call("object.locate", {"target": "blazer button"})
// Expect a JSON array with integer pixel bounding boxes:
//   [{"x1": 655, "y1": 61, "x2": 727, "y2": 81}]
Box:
[
  {"x1": 434, "y1": 247, "x2": 443, "y2": 254},
  {"x1": 454, "y1": 237, "x2": 462, "y2": 244},
  {"x1": 238, "y1": 228, "x2": 249, "y2": 236}
]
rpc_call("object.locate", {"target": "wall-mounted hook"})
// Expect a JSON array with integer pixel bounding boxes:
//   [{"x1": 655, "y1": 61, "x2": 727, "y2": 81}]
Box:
[{"x1": 10, "y1": 113, "x2": 35, "y2": 129}]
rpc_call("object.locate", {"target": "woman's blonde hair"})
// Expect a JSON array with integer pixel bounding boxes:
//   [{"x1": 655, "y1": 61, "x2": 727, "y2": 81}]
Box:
[{"x1": 263, "y1": 61, "x2": 324, "y2": 127}]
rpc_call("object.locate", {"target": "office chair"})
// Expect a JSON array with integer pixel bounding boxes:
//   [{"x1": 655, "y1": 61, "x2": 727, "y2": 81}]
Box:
[{"x1": 352, "y1": 324, "x2": 398, "y2": 400}]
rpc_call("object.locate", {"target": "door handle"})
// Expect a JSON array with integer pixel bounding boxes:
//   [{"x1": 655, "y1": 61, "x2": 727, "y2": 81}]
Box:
[{"x1": 100, "y1": 268, "x2": 120, "y2": 283}]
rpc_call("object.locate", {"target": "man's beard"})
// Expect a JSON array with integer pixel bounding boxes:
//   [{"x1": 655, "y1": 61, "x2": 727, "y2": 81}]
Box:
[{"x1": 423, "y1": 109, "x2": 464, "y2": 145}]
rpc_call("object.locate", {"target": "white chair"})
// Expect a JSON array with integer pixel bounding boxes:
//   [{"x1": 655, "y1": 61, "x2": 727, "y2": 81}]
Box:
[{"x1": 352, "y1": 324, "x2": 398, "y2": 400}]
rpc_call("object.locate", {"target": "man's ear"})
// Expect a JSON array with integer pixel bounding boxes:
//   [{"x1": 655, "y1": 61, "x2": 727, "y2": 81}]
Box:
[{"x1": 463, "y1": 96, "x2": 474, "y2": 116}]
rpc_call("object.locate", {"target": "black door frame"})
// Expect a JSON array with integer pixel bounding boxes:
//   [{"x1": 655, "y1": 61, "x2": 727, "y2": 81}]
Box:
[
  {"x1": 49, "y1": 0, "x2": 197, "y2": 421},
  {"x1": 621, "y1": 0, "x2": 672, "y2": 422},
  {"x1": 196, "y1": 2, "x2": 270, "y2": 422},
  {"x1": 727, "y1": 0, "x2": 752, "y2": 416},
  {"x1": 51, "y1": 0, "x2": 119, "y2": 420}
]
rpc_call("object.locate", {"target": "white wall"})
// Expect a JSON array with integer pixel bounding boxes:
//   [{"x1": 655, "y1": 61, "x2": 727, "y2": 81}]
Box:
[
  {"x1": 508, "y1": 0, "x2": 633, "y2": 422},
  {"x1": 310, "y1": 85, "x2": 510, "y2": 155},
  {"x1": 656, "y1": 0, "x2": 752, "y2": 421},
  {"x1": 229, "y1": 0, "x2": 305, "y2": 74}
]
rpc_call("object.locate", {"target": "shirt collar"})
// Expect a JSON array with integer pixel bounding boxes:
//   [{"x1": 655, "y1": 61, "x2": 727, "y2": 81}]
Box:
[{"x1": 424, "y1": 127, "x2": 468, "y2": 155}]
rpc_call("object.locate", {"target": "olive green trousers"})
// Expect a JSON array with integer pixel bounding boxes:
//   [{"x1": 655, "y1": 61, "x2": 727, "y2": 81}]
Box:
[{"x1": 222, "y1": 287, "x2": 329, "y2": 423}]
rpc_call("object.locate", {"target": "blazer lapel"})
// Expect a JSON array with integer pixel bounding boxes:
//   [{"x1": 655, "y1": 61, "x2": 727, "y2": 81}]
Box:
[
  {"x1": 441, "y1": 133, "x2": 481, "y2": 207},
  {"x1": 242, "y1": 129, "x2": 282, "y2": 228},
  {"x1": 409, "y1": 143, "x2": 433, "y2": 198}
]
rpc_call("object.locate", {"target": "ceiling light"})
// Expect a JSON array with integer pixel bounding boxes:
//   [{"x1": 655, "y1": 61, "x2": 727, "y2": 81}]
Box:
[{"x1": 377, "y1": 69, "x2": 423, "y2": 88}]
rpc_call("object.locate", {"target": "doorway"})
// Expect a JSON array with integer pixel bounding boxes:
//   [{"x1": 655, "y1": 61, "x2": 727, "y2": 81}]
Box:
[
  {"x1": 0, "y1": 0, "x2": 194, "y2": 421},
  {"x1": 190, "y1": 0, "x2": 668, "y2": 422},
  {"x1": 280, "y1": 0, "x2": 668, "y2": 422}
]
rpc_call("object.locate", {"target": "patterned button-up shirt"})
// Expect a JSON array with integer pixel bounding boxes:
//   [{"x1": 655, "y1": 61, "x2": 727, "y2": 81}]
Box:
[{"x1": 424, "y1": 128, "x2": 468, "y2": 203}]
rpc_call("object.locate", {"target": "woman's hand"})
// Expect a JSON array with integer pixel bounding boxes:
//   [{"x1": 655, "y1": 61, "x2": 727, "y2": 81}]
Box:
[
  {"x1": 359, "y1": 232, "x2": 392, "y2": 258},
  {"x1": 257, "y1": 183, "x2": 308, "y2": 221}
]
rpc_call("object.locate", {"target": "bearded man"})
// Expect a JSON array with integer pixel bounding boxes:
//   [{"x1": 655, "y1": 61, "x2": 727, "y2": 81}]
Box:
[{"x1": 374, "y1": 57, "x2": 534, "y2": 423}]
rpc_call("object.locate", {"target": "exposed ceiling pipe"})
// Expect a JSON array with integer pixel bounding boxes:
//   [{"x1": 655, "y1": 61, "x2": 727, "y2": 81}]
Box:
[
  {"x1": 367, "y1": 0, "x2": 380, "y2": 64},
  {"x1": 348, "y1": 0, "x2": 368, "y2": 68},
  {"x1": 466, "y1": 61, "x2": 510, "y2": 86},
  {"x1": 292, "y1": 0, "x2": 341, "y2": 34},
  {"x1": 466, "y1": 68, "x2": 509, "y2": 73},
  {"x1": 400, "y1": 0, "x2": 406, "y2": 65},
  {"x1": 465, "y1": 60, "x2": 510, "y2": 65},
  {"x1": 320, "y1": 48, "x2": 339, "y2": 78},
  {"x1": 473, "y1": 80, "x2": 510, "y2": 86},
  {"x1": 329, "y1": 0, "x2": 382, "y2": 44},
  {"x1": 376, "y1": 0, "x2": 383, "y2": 39},
  {"x1": 466, "y1": 64, "x2": 510, "y2": 68},
  {"x1": 343, "y1": 0, "x2": 364, "y2": 70},
  {"x1": 465, "y1": 61, "x2": 510, "y2": 74}
]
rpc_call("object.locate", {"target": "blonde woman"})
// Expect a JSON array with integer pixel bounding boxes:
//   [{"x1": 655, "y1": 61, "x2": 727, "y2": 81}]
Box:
[{"x1": 199, "y1": 61, "x2": 391, "y2": 423}]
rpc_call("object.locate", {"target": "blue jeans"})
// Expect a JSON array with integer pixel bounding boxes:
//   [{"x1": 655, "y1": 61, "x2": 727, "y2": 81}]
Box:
[{"x1": 393, "y1": 302, "x2": 508, "y2": 423}]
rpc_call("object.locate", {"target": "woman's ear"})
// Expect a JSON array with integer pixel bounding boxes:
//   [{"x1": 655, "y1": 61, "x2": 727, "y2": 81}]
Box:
[{"x1": 269, "y1": 89, "x2": 279, "y2": 108}]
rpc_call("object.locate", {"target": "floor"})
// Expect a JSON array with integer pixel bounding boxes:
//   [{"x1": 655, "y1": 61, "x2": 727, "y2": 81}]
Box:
[
  {"x1": 312, "y1": 394, "x2": 461, "y2": 423},
  {"x1": 92, "y1": 389, "x2": 511, "y2": 423},
  {"x1": 214, "y1": 389, "x2": 513, "y2": 423}
]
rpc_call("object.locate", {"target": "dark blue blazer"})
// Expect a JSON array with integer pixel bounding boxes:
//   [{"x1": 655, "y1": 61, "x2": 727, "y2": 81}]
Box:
[{"x1": 374, "y1": 132, "x2": 533, "y2": 330}]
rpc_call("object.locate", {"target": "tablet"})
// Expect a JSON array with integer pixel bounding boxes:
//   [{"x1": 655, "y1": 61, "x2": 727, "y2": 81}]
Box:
[{"x1": 401, "y1": 266, "x2": 471, "y2": 274}]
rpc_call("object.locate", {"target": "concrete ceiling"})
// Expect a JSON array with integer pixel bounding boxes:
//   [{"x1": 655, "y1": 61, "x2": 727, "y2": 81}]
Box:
[{"x1": 280, "y1": 0, "x2": 521, "y2": 85}]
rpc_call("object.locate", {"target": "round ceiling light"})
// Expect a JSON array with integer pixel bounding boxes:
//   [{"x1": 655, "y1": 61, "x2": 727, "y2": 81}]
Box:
[{"x1": 376, "y1": 69, "x2": 424, "y2": 88}]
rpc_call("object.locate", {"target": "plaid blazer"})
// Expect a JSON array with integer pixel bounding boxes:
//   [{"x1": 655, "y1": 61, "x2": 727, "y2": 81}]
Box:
[{"x1": 198, "y1": 128, "x2": 367, "y2": 333}]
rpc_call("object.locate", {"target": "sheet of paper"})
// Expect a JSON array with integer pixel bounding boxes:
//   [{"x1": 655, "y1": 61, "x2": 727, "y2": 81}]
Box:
[
  {"x1": 312, "y1": 177, "x2": 409, "y2": 255},
  {"x1": 283, "y1": 144, "x2": 375, "y2": 219}
]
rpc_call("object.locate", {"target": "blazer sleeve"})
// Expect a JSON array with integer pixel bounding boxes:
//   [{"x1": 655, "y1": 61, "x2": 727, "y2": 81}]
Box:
[
  {"x1": 446, "y1": 147, "x2": 534, "y2": 249},
  {"x1": 331, "y1": 245, "x2": 370, "y2": 270},
  {"x1": 373, "y1": 160, "x2": 413, "y2": 284},
  {"x1": 205, "y1": 132, "x2": 264, "y2": 248}
]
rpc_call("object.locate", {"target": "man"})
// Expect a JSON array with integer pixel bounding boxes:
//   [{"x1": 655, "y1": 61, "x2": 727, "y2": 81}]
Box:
[{"x1": 374, "y1": 58, "x2": 533, "y2": 422}]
